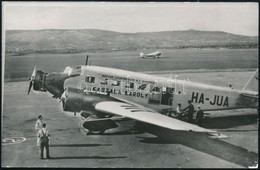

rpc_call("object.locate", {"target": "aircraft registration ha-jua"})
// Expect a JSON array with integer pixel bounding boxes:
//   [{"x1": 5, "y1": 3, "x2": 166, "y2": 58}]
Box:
[{"x1": 27, "y1": 56, "x2": 258, "y2": 138}]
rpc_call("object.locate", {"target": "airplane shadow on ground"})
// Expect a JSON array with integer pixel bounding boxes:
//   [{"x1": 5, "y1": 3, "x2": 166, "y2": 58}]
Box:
[
  {"x1": 49, "y1": 144, "x2": 125, "y2": 160},
  {"x1": 90, "y1": 120, "x2": 145, "y2": 136},
  {"x1": 202, "y1": 114, "x2": 258, "y2": 129},
  {"x1": 135, "y1": 122, "x2": 258, "y2": 168},
  {"x1": 99, "y1": 129, "x2": 144, "y2": 136},
  {"x1": 50, "y1": 144, "x2": 112, "y2": 147},
  {"x1": 48, "y1": 156, "x2": 126, "y2": 160}
]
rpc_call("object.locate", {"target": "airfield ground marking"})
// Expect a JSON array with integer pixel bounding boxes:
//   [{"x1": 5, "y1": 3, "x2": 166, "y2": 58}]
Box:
[{"x1": 2, "y1": 137, "x2": 27, "y2": 145}]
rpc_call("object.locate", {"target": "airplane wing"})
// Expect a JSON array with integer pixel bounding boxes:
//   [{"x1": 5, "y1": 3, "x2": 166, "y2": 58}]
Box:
[
  {"x1": 148, "y1": 52, "x2": 156, "y2": 55},
  {"x1": 148, "y1": 52, "x2": 159, "y2": 56},
  {"x1": 95, "y1": 101, "x2": 227, "y2": 138}
]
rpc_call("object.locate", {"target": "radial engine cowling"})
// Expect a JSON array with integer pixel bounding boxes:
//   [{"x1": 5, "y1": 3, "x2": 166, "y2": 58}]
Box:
[
  {"x1": 61, "y1": 87, "x2": 118, "y2": 113},
  {"x1": 80, "y1": 116, "x2": 119, "y2": 134}
]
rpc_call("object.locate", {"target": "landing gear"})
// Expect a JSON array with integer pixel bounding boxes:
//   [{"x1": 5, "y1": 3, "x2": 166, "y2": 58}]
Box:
[
  {"x1": 79, "y1": 126, "x2": 106, "y2": 135},
  {"x1": 88, "y1": 129, "x2": 106, "y2": 135}
]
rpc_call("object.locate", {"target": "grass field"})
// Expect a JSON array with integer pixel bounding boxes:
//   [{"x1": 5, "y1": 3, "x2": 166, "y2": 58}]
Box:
[{"x1": 4, "y1": 48, "x2": 258, "y2": 81}]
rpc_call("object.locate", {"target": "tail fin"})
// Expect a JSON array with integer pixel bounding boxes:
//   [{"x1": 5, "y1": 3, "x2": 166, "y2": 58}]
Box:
[
  {"x1": 140, "y1": 52, "x2": 144, "y2": 58},
  {"x1": 241, "y1": 69, "x2": 258, "y2": 92}
]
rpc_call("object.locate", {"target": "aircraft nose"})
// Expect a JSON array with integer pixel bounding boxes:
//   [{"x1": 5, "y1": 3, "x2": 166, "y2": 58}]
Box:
[
  {"x1": 44, "y1": 72, "x2": 70, "y2": 98},
  {"x1": 28, "y1": 66, "x2": 47, "y2": 95}
]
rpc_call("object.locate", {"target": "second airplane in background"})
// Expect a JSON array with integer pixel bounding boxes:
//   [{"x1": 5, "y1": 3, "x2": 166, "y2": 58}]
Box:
[{"x1": 140, "y1": 51, "x2": 162, "y2": 58}]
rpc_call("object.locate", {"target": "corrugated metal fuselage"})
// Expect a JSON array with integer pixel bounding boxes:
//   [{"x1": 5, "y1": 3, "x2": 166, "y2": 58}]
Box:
[{"x1": 63, "y1": 66, "x2": 257, "y2": 113}]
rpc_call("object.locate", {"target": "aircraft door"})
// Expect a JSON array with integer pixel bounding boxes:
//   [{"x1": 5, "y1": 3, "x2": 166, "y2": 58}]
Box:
[
  {"x1": 148, "y1": 86, "x2": 162, "y2": 105},
  {"x1": 161, "y1": 87, "x2": 174, "y2": 105}
]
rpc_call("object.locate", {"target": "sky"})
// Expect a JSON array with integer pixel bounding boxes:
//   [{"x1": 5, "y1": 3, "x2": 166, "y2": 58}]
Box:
[{"x1": 2, "y1": 2, "x2": 259, "y2": 36}]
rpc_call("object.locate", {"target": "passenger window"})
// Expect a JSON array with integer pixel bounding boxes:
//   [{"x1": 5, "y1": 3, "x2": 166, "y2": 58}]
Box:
[
  {"x1": 100, "y1": 79, "x2": 108, "y2": 85},
  {"x1": 112, "y1": 80, "x2": 121, "y2": 86},
  {"x1": 152, "y1": 87, "x2": 160, "y2": 92},
  {"x1": 85, "y1": 76, "x2": 95, "y2": 83},
  {"x1": 138, "y1": 84, "x2": 147, "y2": 90},
  {"x1": 130, "y1": 82, "x2": 135, "y2": 88},
  {"x1": 125, "y1": 82, "x2": 135, "y2": 89}
]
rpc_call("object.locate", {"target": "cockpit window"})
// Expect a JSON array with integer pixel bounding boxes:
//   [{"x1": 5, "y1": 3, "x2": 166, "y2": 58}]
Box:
[
  {"x1": 63, "y1": 66, "x2": 81, "y2": 76},
  {"x1": 125, "y1": 82, "x2": 135, "y2": 89},
  {"x1": 63, "y1": 66, "x2": 73, "y2": 75}
]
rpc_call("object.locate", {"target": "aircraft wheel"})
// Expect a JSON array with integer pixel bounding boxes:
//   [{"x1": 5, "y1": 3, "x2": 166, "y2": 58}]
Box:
[{"x1": 89, "y1": 129, "x2": 106, "y2": 135}]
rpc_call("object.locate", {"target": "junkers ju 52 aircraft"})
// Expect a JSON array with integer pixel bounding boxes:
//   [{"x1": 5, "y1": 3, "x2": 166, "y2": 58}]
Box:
[
  {"x1": 140, "y1": 51, "x2": 162, "y2": 58},
  {"x1": 27, "y1": 56, "x2": 258, "y2": 137}
]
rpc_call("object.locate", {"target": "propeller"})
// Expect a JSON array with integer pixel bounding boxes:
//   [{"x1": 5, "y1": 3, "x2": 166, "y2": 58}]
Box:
[
  {"x1": 28, "y1": 81, "x2": 33, "y2": 95},
  {"x1": 28, "y1": 65, "x2": 37, "y2": 95},
  {"x1": 60, "y1": 90, "x2": 66, "y2": 102}
]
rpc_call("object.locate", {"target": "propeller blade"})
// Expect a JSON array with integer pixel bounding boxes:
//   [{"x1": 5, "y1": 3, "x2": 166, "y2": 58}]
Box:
[
  {"x1": 28, "y1": 65, "x2": 36, "y2": 95},
  {"x1": 85, "y1": 55, "x2": 89, "y2": 66},
  {"x1": 28, "y1": 81, "x2": 33, "y2": 95},
  {"x1": 60, "y1": 90, "x2": 66, "y2": 102},
  {"x1": 31, "y1": 65, "x2": 37, "y2": 80}
]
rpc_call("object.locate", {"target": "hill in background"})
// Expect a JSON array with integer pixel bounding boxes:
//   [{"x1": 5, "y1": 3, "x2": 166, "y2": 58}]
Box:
[{"x1": 5, "y1": 29, "x2": 258, "y2": 56}]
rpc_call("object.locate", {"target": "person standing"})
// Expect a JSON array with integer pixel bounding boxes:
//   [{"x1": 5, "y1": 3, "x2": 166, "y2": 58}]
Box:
[
  {"x1": 183, "y1": 100, "x2": 195, "y2": 123},
  {"x1": 195, "y1": 106, "x2": 204, "y2": 126},
  {"x1": 35, "y1": 115, "x2": 43, "y2": 146},
  {"x1": 176, "y1": 103, "x2": 183, "y2": 119},
  {"x1": 37, "y1": 123, "x2": 50, "y2": 159}
]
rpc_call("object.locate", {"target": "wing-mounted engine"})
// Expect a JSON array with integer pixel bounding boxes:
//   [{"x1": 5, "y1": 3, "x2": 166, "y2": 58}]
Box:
[
  {"x1": 79, "y1": 116, "x2": 119, "y2": 134},
  {"x1": 61, "y1": 87, "x2": 123, "y2": 134},
  {"x1": 61, "y1": 87, "x2": 119, "y2": 115},
  {"x1": 28, "y1": 65, "x2": 73, "y2": 98}
]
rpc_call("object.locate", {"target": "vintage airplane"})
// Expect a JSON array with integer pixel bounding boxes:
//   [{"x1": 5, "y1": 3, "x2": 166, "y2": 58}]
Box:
[
  {"x1": 27, "y1": 56, "x2": 258, "y2": 137},
  {"x1": 140, "y1": 51, "x2": 162, "y2": 58}
]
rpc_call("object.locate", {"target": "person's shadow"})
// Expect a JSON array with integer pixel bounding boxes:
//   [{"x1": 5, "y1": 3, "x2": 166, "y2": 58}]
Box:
[
  {"x1": 49, "y1": 156, "x2": 126, "y2": 160},
  {"x1": 50, "y1": 143, "x2": 111, "y2": 147},
  {"x1": 49, "y1": 143, "x2": 126, "y2": 160}
]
